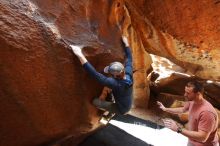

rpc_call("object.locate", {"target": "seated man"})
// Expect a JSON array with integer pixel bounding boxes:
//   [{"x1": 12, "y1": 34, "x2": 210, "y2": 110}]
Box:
[{"x1": 70, "y1": 35, "x2": 133, "y2": 117}]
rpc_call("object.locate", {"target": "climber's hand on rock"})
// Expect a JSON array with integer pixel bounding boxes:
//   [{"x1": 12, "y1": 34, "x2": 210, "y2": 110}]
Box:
[
  {"x1": 122, "y1": 35, "x2": 129, "y2": 47},
  {"x1": 70, "y1": 45, "x2": 84, "y2": 57},
  {"x1": 70, "y1": 45, "x2": 87, "y2": 64}
]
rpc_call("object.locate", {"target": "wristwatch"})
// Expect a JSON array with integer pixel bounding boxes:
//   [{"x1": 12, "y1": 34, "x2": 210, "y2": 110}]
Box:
[{"x1": 177, "y1": 127, "x2": 183, "y2": 133}]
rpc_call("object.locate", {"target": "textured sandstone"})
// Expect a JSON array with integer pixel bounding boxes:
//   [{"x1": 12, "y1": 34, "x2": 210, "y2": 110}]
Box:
[
  {"x1": 0, "y1": 0, "x2": 151, "y2": 145},
  {"x1": 1, "y1": 0, "x2": 220, "y2": 145},
  {"x1": 126, "y1": 0, "x2": 220, "y2": 80}
]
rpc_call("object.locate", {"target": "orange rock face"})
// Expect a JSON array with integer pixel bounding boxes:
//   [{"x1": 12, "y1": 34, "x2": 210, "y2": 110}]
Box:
[
  {"x1": 126, "y1": 0, "x2": 220, "y2": 80},
  {"x1": 1, "y1": 0, "x2": 220, "y2": 145},
  {"x1": 0, "y1": 0, "x2": 134, "y2": 146}
]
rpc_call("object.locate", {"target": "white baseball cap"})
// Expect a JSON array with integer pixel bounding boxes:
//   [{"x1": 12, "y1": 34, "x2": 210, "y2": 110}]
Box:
[{"x1": 104, "y1": 62, "x2": 124, "y2": 75}]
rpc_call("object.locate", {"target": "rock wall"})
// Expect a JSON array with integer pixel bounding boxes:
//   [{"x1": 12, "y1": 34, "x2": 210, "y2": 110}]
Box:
[
  {"x1": 0, "y1": 0, "x2": 151, "y2": 145},
  {"x1": 1, "y1": 0, "x2": 220, "y2": 145},
  {"x1": 126, "y1": 0, "x2": 220, "y2": 80}
]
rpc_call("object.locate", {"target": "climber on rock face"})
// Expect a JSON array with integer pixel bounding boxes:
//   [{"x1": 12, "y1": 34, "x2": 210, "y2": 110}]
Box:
[{"x1": 70, "y1": 35, "x2": 133, "y2": 117}]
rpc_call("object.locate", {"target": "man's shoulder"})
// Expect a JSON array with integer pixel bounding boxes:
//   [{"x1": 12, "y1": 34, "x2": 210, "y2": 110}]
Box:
[
  {"x1": 203, "y1": 100, "x2": 216, "y2": 109},
  {"x1": 105, "y1": 77, "x2": 117, "y2": 82},
  {"x1": 120, "y1": 78, "x2": 133, "y2": 87},
  {"x1": 199, "y1": 101, "x2": 217, "y2": 116}
]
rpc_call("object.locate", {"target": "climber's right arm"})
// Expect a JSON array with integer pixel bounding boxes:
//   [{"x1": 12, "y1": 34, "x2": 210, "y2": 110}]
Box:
[
  {"x1": 70, "y1": 45, "x2": 88, "y2": 65},
  {"x1": 69, "y1": 45, "x2": 117, "y2": 89}
]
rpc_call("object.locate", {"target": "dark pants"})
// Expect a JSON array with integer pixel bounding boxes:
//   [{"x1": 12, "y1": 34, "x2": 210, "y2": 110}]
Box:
[{"x1": 92, "y1": 98, "x2": 121, "y2": 115}]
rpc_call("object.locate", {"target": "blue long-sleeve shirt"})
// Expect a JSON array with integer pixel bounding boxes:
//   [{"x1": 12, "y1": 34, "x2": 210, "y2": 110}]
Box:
[{"x1": 83, "y1": 46, "x2": 133, "y2": 114}]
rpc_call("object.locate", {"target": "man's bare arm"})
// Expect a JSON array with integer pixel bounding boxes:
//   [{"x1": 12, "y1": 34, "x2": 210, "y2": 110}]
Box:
[{"x1": 157, "y1": 101, "x2": 186, "y2": 114}]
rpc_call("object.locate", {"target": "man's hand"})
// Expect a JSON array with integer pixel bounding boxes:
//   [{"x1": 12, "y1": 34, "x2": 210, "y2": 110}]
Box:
[
  {"x1": 162, "y1": 119, "x2": 178, "y2": 132},
  {"x1": 70, "y1": 45, "x2": 84, "y2": 57},
  {"x1": 70, "y1": 45, "x2": 87, "y2": 65},
  {"x1": 157, "y1": 101, "x2": 166, "y2": 111},
  {"x1": 122, "y1": 36, "x2": 129, "y2": 47}
]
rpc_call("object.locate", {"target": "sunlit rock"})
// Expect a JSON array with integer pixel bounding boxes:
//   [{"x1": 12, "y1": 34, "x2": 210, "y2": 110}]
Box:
[
  {"x1": 126, "y1": 0, "x2": 220, "y2": 80},
  {"x1": 1, "y1": 0, "x2": 220, "y2": 145}
]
